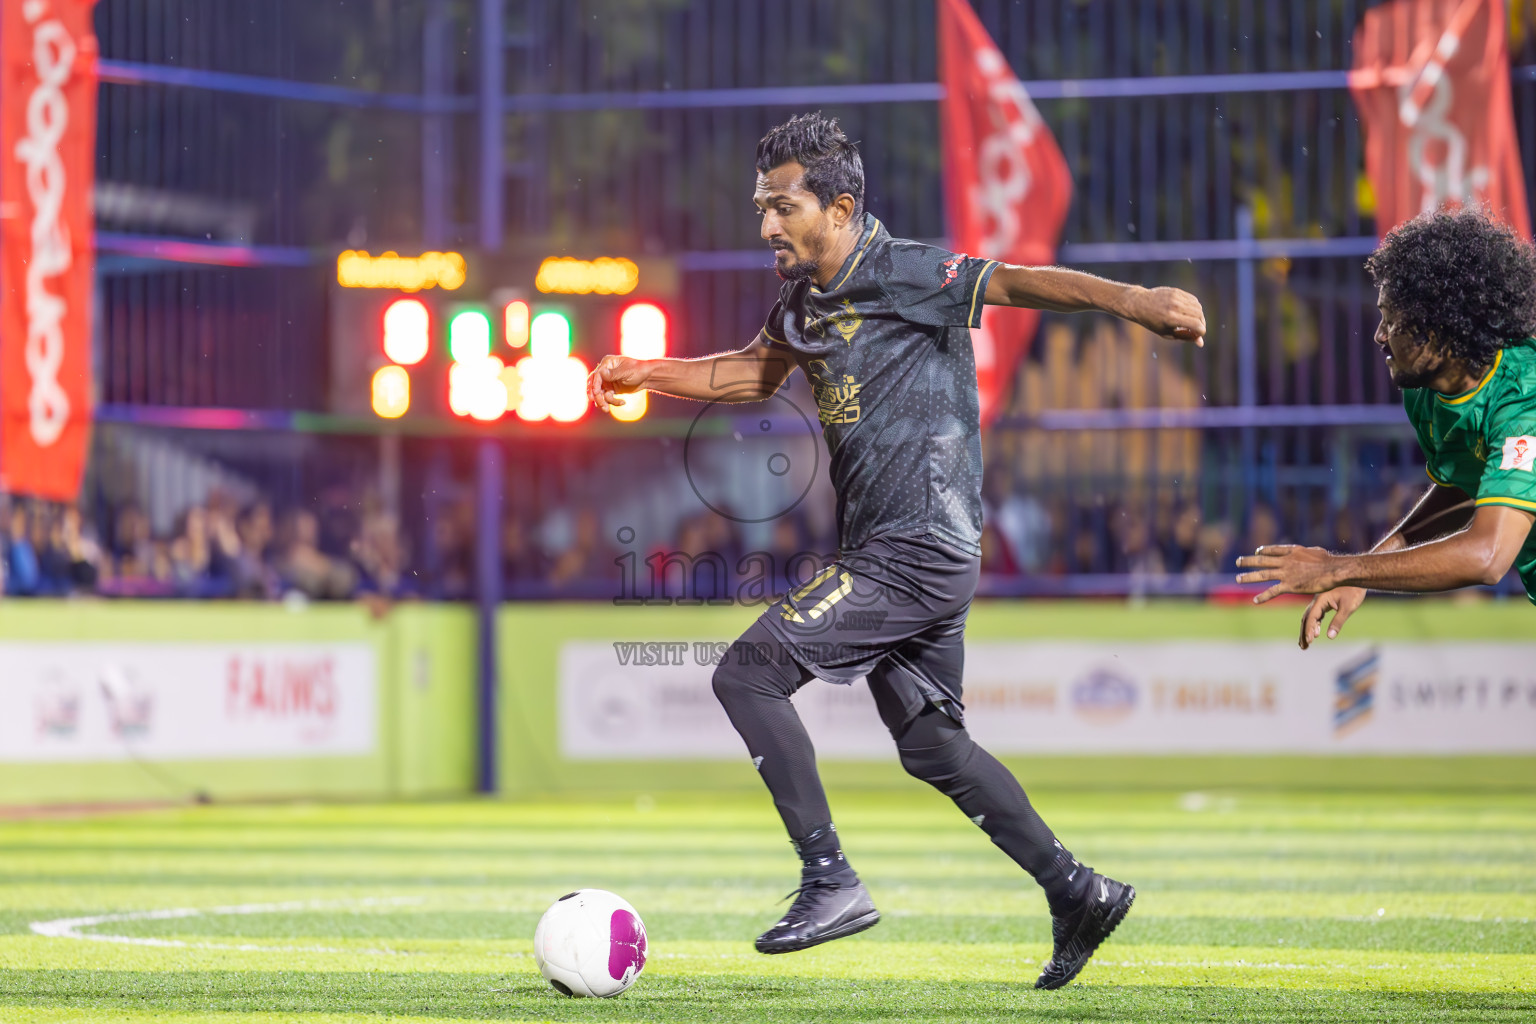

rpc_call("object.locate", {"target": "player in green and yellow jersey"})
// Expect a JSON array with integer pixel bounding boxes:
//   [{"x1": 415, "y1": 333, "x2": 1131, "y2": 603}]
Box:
[{"x1": 1237, "y1": 208, "x2": 1536, "y2": 647}]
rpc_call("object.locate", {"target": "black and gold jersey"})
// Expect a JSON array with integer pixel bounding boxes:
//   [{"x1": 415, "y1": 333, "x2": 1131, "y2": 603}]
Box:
[{"x1": 762, "y1": 214, "x2": 998, "y2": 556}]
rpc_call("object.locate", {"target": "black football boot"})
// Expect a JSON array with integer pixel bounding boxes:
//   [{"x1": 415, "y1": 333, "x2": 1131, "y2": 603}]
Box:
[
  {"x1": 1034, "y1": 864, "x2": 1136, "y2": 990},
  {"x1": 754, "y1": 875, "x2": 881, "y2": 954},
  {"x1": 754, "y1": 825, "x2": 880, "y2": 954}
]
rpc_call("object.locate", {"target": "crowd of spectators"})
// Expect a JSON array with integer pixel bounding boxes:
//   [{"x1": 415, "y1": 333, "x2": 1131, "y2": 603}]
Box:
[
  {"x1": 0, "y1": 490, "x2": 412, "y2": 604},
  {"x1": 0, "y1": 477, "x2": 1461, "y2": 603},
  {"x1": 978, "y1": 481, "x2": 1429, "y2": 586}
]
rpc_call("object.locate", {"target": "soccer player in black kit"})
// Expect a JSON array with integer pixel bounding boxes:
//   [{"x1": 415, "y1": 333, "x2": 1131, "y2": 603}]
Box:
[{"x1": 589, "y1": 114, "x2": 1206, "y2": 990}]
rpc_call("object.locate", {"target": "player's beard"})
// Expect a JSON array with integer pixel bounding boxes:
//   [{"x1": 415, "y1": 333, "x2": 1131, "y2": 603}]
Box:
[
  {"x1": 1389, "y1": 364, "x2": 1442, "y2": 390},
  {"x1": 1387, "y1": 347, "x2": 1448, "y2": 390},
  {"x1": 774, "y1": 222, "x2": 827, "y2": 283},
  {"x1": 1383, "y1": 333, "x2": 1450, "y2": 391}
]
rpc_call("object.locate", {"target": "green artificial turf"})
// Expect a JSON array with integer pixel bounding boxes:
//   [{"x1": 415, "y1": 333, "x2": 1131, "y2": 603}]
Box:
[{"x1": 2, "y1": 781, "x2": 1534, "y2": 1023}]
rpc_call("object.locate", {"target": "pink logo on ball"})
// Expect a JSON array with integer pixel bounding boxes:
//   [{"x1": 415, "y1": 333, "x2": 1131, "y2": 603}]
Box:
[{"x1": 608, "y1": 909, "x2": 647, "y2": 980}]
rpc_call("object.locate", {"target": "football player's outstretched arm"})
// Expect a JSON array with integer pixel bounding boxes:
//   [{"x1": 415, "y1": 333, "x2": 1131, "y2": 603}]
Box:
[
  {"x1": 1287, "y1": 483, "x2": 1475, "y2": 649},
  {"x1": 588, "y1": 334, "x2": 796, "y2": 411},
  {"x1": 1237, "y1": 499, "x2": 1533, "y2": 611},
  {"x1": 984, "y1": 264, "x2": 1207, "y2": 345}
]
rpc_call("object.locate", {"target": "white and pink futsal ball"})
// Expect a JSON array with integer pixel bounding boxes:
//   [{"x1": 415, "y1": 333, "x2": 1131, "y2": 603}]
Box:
[{"x1": 533, "y1": 888, "x2": 648, "y2": 997}]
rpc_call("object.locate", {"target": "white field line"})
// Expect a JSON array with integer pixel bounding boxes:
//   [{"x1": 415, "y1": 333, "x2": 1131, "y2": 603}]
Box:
[
  {"x1": 1090, "y1": 958, "x2": 1410, "y2": 971},
  {"x1": 1332, "y1": 914, "x2": 1534, "y2": 924},
  {"x1": 885, "y1": 908, "x2": 1535, "y2": 925},
  {"x1": 29, "y1": 897, "x2": 424, "y2": 956}
]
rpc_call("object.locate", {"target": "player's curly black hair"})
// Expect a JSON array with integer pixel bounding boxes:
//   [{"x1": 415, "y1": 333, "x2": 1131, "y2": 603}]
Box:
[
  {"x1": 1365, "y1": 207, "x2": 1536, "y2": 371},
  {"x1": 755, "y1": 112, "x2": 865, "y2": 219}
]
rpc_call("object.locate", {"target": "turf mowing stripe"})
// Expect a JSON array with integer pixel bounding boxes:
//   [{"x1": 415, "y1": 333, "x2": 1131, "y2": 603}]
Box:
[
  {"x1": 8, "y1": 890, "x2": 1536, "y2": 922},
  {"x1": 4, "y1": 981, "x2": 1536, "y2": 1024},
  {"x1": 4, "y1": 873, "x2": 1528, "y2": 896},
  {"x1": 18, "y1": 909, "x2": 1532, "y2": 955},
  {"x1": 6, "y1": 791, "x2": 1535, "y2": 1022},
  {"x1": 4, "y1": 937, "x2": 1535, "y2": 993},
  {"x1": 0, "y1": 1011, "x2": 576, "y2": 1024}
]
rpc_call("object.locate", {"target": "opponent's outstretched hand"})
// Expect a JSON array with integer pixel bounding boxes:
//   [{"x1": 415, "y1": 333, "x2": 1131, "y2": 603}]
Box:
[
  {"x1": 1126, "y1": 286, "x2": 1207, "y2": 346},
  {"x1": 587, "y1": 354, "x2": 649, "y2": 412},
  {"x1": 1298, "y1": 587, "x2": 1366, "y2": 650},
  {"x1": 1234, "y1": 544, "x2": 1340, "y2": 604}
]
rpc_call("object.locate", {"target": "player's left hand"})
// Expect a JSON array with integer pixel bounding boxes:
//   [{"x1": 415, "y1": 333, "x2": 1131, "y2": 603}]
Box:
[
  {"x1": 587, "y1": 354, "x2": 649, "y2": 412},
  {"x1": 1234, "y1": 545, "x2": 1342, "y2": 604},
  {"x1": 1128, "y1": 286, "x2": 1207, "y2": 347}
]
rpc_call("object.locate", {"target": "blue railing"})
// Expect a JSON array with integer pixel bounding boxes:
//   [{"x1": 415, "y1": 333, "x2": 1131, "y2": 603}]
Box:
[{"x1": 98, "y1": 57, "x2": 1536, "y2": 112}]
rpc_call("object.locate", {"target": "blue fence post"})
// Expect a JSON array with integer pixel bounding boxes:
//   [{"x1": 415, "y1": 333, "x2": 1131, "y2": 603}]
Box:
[
  {"x1": 474, "y1": 0, "x2": 506, "y2": 795},
  {"x1": 478, "y1": 0, "x2": 504, "y2": 252},
  {"x1": 1236, "y1": 206, "x2": 1258, "y2": 531},
  {"x1": 422, "y1": 0, "x2": 450, "y2": 247},
  {"x1": 475, "y1": 438, "x2": 503, "y2": 794}
]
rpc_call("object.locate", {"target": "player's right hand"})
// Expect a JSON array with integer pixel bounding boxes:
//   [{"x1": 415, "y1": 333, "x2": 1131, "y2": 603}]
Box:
[
  {"x1": 1298, "y1": 586, "x2": 1366, "y2": 650},
  {"x1": 587, "y1": 355, "x2": 649, "y2": 412},
  {"x1": 1128, "y1": 286, "x2": 1207, "y2": 347}
]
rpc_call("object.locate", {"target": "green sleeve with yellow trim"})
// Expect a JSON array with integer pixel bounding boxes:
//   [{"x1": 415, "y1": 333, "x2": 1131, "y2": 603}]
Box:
[{"x1": 1475, "y1": 397, "x2": 1536, "y2": 513}]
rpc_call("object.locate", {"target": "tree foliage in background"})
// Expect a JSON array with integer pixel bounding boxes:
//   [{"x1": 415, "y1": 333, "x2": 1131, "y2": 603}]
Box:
[{"x1": 288, "y1": 0, "x2": 430, "y2": 246}]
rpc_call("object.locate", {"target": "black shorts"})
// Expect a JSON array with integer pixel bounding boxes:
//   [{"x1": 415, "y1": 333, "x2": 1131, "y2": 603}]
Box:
[{"x1": 751, "y1": 530, "x2": 980, "y2": 736}]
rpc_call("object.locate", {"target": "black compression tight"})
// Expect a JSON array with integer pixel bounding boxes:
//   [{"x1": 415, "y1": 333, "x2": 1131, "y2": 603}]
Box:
[
  {"x1": 710, "y1": 622, "x2": 826, "y2": 839},
  {"x1": 711, "y1": 622, "x2": 1065, "y2": 892},
  {"x1": 893, "y1": 706, "x2": 1062, "y2": 880}
]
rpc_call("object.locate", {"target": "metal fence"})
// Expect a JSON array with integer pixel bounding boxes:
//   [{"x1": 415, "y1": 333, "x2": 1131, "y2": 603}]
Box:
[{"x1": 32, "y1": 0, "x2": 1533, "y2": 600}]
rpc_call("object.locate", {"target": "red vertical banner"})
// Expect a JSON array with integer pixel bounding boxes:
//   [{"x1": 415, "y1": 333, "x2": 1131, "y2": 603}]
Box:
[
  {"x1": 1, "y1": 0, "x2": 97, "y2": 501},
  {"x1": 938, "y1": 0, "x2": 1072, "y2": 425},
  {"x1": 1351, "y1": 0, "x2": 1531, "y2": 238}
]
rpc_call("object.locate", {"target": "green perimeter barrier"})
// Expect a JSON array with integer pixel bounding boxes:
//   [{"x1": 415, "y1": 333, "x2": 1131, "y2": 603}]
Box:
[
  {"x1": 498, "y1": 598, "x2": 1536, "y2": 796},
  {"x1": 5, "y1": 597, "x2": 1531, "y2": 807},
  {"x1": 0, "y1": 601, "x2": 476, "y2": 806}
]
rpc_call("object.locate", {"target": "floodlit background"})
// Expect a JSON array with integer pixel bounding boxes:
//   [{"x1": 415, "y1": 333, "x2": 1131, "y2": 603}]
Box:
[
  {"x1": 1, "y1": 3, "x2": 1534, "y2": 1022},
  {"x1": 13, "y1": 0, "x2": 1536, "y2": 604}
]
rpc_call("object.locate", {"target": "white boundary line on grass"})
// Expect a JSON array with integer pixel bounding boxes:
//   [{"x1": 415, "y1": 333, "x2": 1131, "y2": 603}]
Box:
[
  {"x1": 1091, "y1": 958, "x2": 1411, "y2": 971},
  {"x1": 29, "y1": 897, "x2": 424, "y2": 956}
]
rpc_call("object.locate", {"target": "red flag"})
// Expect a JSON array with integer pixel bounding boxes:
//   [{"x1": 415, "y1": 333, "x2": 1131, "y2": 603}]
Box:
[
  {"x1": 1350, "y1": 0, "x2": 1530, "y2": 238},
  {"x1": 1, "y1": 0, "x2": 98, "y2": 501},
  {"x1": 938, "y1": 0, "x2": 1072, "y2": 425}
]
